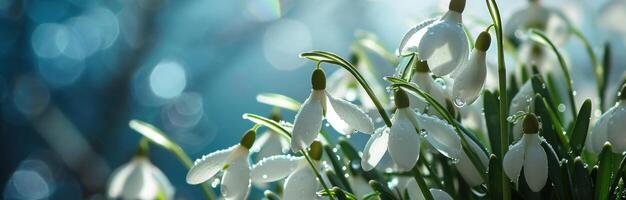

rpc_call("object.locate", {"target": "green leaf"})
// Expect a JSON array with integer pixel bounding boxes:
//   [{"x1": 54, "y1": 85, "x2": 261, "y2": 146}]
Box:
[
  {"x1": 534, "y1": 93, "x2": 570, "y2": 158},
  {"x1": 573, "y1": 157, "x2": 593, "y2": 200},
  {"x1": 300, "y1": 51, "x2": 392, "y2": 127},
  {"x1": 368, "y1": 180, "x2": 398, "y2": 200},
  {"x1": 541, "y1": 140, "x2": 571, "y2": 200},
  {"x1": 595, "y1": 143, "x2": 614, "y2": 200},
  {"x1": 256, "y1": 93, "x2": 301, "y2": 111},
  {"x1": 325, "y1": 170, "x2": 349, "y2": 193},
  {"x1": 324, "y1": 145, "x2": 352, "y2": 193},
  {"x1": 484, "y1": 90, "x2": 501, "y2": 155},
  {"x1": 241, "y1": 113, "x2": 292, "y2": 139},
  {"x1": 488, "y1": 154, "x2": 504, "y2": 200},
  {"x1": 530, "y1": 75, "x2": 559, "y2": 121},
  {"x1": 570, "y1": 99, "x2": 592, "y2": 156}
]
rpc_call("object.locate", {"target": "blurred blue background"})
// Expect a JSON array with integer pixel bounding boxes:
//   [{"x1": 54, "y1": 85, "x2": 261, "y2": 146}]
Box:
[{"x1": 1, "y1": 0, "x2": 625, "y2": 199}]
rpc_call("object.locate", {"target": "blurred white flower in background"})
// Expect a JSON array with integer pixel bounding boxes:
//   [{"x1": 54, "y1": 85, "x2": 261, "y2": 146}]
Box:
[{"x1": 107, "y1": 156, "x2": 174, "y2": 200}]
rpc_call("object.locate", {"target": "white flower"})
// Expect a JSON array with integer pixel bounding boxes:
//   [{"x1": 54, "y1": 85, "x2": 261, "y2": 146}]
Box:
[
  {"x1": 107, "y1": 156, "x2": 175, "y2": 200},
  {"x1": 405, "y1": 178, "x2": 453, "y2": 200},
  {"x1": 186, "y1": 130, "x2": 256, "y2": 200},
  {"x1": 292, "y1": 69, "x2": 375, "y2": 152},
  {"x1": 361, "y1": 90, "x2": 461, "y2": 172},
  {"x1": 327, "y1": 56, "x2": 387, "y2": 111},
  {"x1": 454, "y1": 134, "x2": 489, "y2": 187},
  {"x1": 589, "y1": 85, "x2": 626, "y2": 154},
  {"x1": 398, "y1": 0, "x2": 469, "y2": 76},
  {"x1": 408, "y1": 61, "x2": 451, "y2": 114},
  {"x1": 452, "y1": 32, "x2": 491, "y2": 107},
  {"x1": 503, "y1": 114, "x2": 548, "y2": 192},
  {"x1": 504, "y1": 0, "x2": 570, "y2": 46},
  {"x1": 251, "y1": 129, "x2": 290, "y2": 161},
  {"x1": 510, "y1": 81, "x2": 535, "y2": 139},
  {"x1": 250, "y1": 141, "x2": 325, "y2": 200}
]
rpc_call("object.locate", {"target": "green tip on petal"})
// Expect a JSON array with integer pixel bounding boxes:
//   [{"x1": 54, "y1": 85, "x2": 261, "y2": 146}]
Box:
[
  {"x1": 414, "y1": 60, "x2": 430, "y2": 73},
  {"x1": 619, "y1": 84, "x2": 626, "y2": 100},
  {"x1": 309, "y1": 141, "x2": 323, "y2": 161},
  {"x1": 312, "y1": 68, "x2": 326, "y2": 90},
  {"x1": 475, "y1": 32, "x2": 491, "y2": 51},
  {"x1": 522, "y1": 114, "x2": 540, "y2": 134},
  {"x1": 394, "y1": 89, "x2": 410, "y2": 108},
  {"x1": 449, "y1": 0, "x2": 466, "y2": 13},
  {"x1": 240, "y1": 129, "x2": 256, "y2": 149}
]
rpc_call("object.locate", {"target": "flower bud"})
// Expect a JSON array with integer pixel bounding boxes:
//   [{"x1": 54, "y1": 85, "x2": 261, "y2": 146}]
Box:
[
  {"x1": 394, "y1": 89, "x2": 410, "y2": 109},
  {"x1": 312, "y1": 69, "x2": 326, "y2": 90},
  {"x1": 522, "y1": 114, "x2": 540, "y2": 134},
  {"x1": 475, "y1": 32, "x2": 491, "y2": 51},
  {"x1": 308, "y1": 141, "x2": 323, "y2": 161},
  {"x1": 240, "y1": 129, "x2": 256, "y2": 149}
]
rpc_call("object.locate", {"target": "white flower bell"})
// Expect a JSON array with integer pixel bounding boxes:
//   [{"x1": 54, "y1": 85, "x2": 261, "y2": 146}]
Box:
[
  {"x1": 291, "y1": 69, "x2": 375, "y2": 152},
  {"x1": 398, "y1": 0, "x2": 469, "y2": 76},
  {"x1": 405, "y1": 179, "x2": 454, "y2": 200},
  {"x1": 408, "y1": 60, "x2": 451, "y2": 116},
  {"x1": 503, "y1": 114, "x2": 548, "y2": 192},
  {"x1": 590, "y1": 85, "x2": 626, "y2": 154},
  {"x1": 107, "y1": 155, "x2": 175, "y2": 200},
  {"x1": 452, "y1": 32, "x2": 491, "y2": 107},
  {"x1": 454, "y1": 134, "x2": 489, "y2": 187},
  {"x1": 186, "y1": 130, "x2": 256, "y2": 200},
  {"x1": 361, "y1": 90, "x2": 461, "y2": 172},
  {"x1": 510, "y1": 81, "x2": 535, "y2": 139},
  {"x1": 250, "y1": 114, "x2": 290, "y2": 161},
  {"x1": 504, "y1": 0, "x2": 570, "y2": 46},
  {"x1": 250, "y1": 141, "x2": 325, "y2": 200}
]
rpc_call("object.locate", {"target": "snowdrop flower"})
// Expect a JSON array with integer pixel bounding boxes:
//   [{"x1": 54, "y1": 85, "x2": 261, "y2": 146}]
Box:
[
  {"x1": 107, "y1": 155, "x2": 175, "y2": 200},
  {"x1": 250, "y1": 141, "x2": 325, "y2": 200},
  {"x1": 408, "y1": 60, "x2": 452, "y2": 117},
  {"x1": 452, "y1": 31, "x2": 491, "y2": 107},
  {"x1": 590, "y1": 85, "x2": 626, "y2": 154},
  {"x1": 361, "y1": 90, "x2": 461, "y2": 172},
  {"x1": 291, "y1": 69, "x2": 375, "y2": 152},
  {"x1": 503, "y1": 114, "x2": 548, "y2": 192},
  {"x1": 327, "y1": 55, "x2": 386, "y2": 111},
  {"x1": 510, "y1": 81, "x2": 535, "y2": 139},
  {"x1": 405, "y1": 178, "x2": 453, "y2": 200},
  {"x1": 186, "y1": 130, "x2": 256, "y2": 200},
  {"x1": 250, "y1": 114, "x2": 290, "y2": 161},
  {"x1": 504, "y1": 0, "x2": 570, "y2": 46},
  {"x1": 398, "y1": 0, "x2": 469, "y2": 76},
  {"x1": 454, "y1": 135, "x2": 489, "y2": 187}
]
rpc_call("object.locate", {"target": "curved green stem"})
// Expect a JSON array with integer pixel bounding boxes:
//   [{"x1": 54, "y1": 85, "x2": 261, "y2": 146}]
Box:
[
  {"x1": 528, "y1": 29, "x2": 577, "y2": 118},
  {"x1": 484, "y1": 0, "x2": 510, "y2": 198},
  {"x1": 301, "y1": 51, "x2": 392, "y2": 127}
]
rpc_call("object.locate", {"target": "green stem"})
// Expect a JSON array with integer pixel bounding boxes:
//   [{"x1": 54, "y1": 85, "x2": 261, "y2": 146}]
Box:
[
  {"x1": 485, "y1": 0, "x2": 510, "y2": 198},
  {"x1": 413, "y1": 165, "x2": 434, "y2": 200},
  {"x1": 570, "y1": 27, "x2": 604, "y2": 111},
  {"x1": 302, "y1": 150, "x2": 335, "y2": 200},
  {"x1": 301, "y1": 51, "x2": 392, "y2": 127},
  {"x1": 529, "y1": 29, "x2": 577, "y2": 118}
]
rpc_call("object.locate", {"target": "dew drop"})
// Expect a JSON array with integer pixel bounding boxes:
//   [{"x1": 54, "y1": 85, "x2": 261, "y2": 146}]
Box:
[
  {"x1": 557, "y1": 104, "x2": 566, "y2": 113},
  {"x1": 325, "y1": 123, "x2": 330, "y2": 127},
  {"x1": 332, "y1": 148, "x2": 338, "y2": 153},
  {"x1": 344, "y1": 173, "x2": 350, "y2": 178},
  {"x1": 454, "y1": 97, "x2": 466, "y2": 108},
  {"x1": 573, "y1": 91, "x2": 577, "y2": 96},
  {"x1": 262, "y1": 174, "x2": 268, "y2": 179},
  {"x1": 346, "y1": 135, "x2": 352, "y2": 139},
  {"x1": 211, "y1": 178, "x2": 220, "y2": 188}
]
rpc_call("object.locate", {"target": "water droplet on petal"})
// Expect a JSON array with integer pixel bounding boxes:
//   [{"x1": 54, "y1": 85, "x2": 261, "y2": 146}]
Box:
[{"x1": 454, "y1": 97, "x2": 466, "y2": 107}]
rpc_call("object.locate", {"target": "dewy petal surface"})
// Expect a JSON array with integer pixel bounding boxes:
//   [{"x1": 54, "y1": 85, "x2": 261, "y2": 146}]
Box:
[
  {"x1": 325, "y1": 92, "x2": 375, "y2": 134},
  {"x1": 455, "y1": 135, "x2": 488, "y2": 187},
  {"x1": 509, "y1": 81, "x2": 534, "y2": 139},
  {"x1": 608, "y1": 104, "x2": 626, "y2": 153},
  {"x1": 361, "y1": 127, "x2": 390, "y2": 171},
  {"x1": 388, "y1": 109, "x2": 421, "y2": 171},
  {"x1": 398, "y1": 18, "x2": 438, "y2": 55},
  {"x1": 415, "y1": 11, "x2": 468, "y2": 76},
  {"x1": 503, "y1": 140, "x2": 525, "y2": 183},
  {"x1": 186, "y1": 145, "x2": 238, "y2": 184},
  {"x1": 291, "y1": 90, "x2": 324, "y2": 152},
  {"x1": 283, "y1": 165, "x2": 319, "y2": 200},
  {"x1": 251, "y1": 155, "x2": 303, "y2": 183},
  {"x1": 452, "y1": 50, "x2": 486, "y2": 107},
  {"x1": 221, "y1": 150, "x2": 251, "y2": 200},
  {"x1": 523, "y1": 135, "x2": 548, "y2": 192},
  {"x1": 412, "y1": 112, "x2": 461, "y2": 160}
]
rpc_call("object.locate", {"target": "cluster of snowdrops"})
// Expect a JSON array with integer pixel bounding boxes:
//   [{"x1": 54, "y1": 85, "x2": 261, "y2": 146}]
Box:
[{"x1": 105, "y1": 0, "x2": 626, "y2": 199}]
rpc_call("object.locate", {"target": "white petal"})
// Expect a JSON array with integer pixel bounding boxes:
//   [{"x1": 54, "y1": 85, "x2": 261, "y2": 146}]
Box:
[
  {"x1": 608, "y1": 104, "x2": 626, "y2": 153},
  {"x1": 221, "y1": 151, "x2": 251, "y2": 200},
  {"x1": 455, "y1": 135, "x2": 488, "y2": 187},
  {"x1": 416, "y1": 12, "x2": 468, "y2": 76},
  {"x1": 411, "y1": 113, "x2": 462, "y2": 160},
  {"x1": 325, "y1": 92, "x2": 375, "y2": 134},
  {"x1": 503, "y1": 140, "x2": 525, "y2": 183},
  {"x1": 349, "y1": 176, "x2": 371, "y2": 198},
  {"x1": 430, "y1": 189, "x2": 454, "y2": 200},
  {"x1": 361, "y1": 127, "x2": 389, "y2": 171},
  {"x1": 509, "y1": 81, "x2": 534, "y2": 139},
  {"x1": 255, "y1": 132, "x2": 288, "y2": 161},
  {"x1": 251, "y1": 155, "x2": 303, "y2": 183},
  {"x1": 283, "y1": 166, "x2": 319, "y2": 200},
  {"x1": 186, "y1": 145, "x2": 238, "y2": 184},
  {"x1": 107, "y1": 158, "x2": 138, "y2": 198},
  {"x1": 250, "y1": 131, "x2": 272, "y2": 153},
  {"x1": 406, "y1": 178, "x2": 424, "y2": 200},
  {"x1": 388, "y1": 109, "x2": 421, "y2": 171},
  {"x1": 452, "y1": 50, "x2": 487, "y2": 107},
  {"x1": 523, "y1": 135, "x2": 548, "y2": 192},
  {"x1": 149, "y1": 161, "x2": 175, "y2": 199},
  {"x1": 327, "y1": 69, "x2": 353, "y2": 100},
  {"x1": 399, "y1": 18, "x2": 438, "y2": 55},
  {"x1": 291, "y1": 90, "x2": 325, "y2": 152},
  {"x1": 591, "y1": 108, "x2": 611, "y2": 154}
]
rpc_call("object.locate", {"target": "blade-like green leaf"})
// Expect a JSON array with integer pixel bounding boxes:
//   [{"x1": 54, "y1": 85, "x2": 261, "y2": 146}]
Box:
[
  {"x1": 256, "y1": 93, "x2": 301, "y2": 111},
  {"x1": 369, "y1": 180, "x2": 398, "y2": 200},
  {"x1": 570, "y1": 99, "x2": 592, "y2": 156},
  {"x1": 325, "y1": 145, "x2": 352, "y2": 193},
  {"x1": 541, "y1": 140, "x2": 571, "y2": 200},
  {"x1": 595, "y1": 143, "x2": 614, "y2": 200},
  {"x1": 484, "y1": 90, "x2": 501, "y2": 156},
  {"x1": 242, "y1": 113, "x2": 292, "y2": 139},
  {"x1": 488, "y1": 154, "x2": 504, "y2": 200},
  {"x1": 573, "y1": 157, "x2": 593, "y2": 200}
]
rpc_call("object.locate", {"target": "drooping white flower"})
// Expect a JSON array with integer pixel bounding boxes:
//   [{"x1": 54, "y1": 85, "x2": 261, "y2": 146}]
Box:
[
  {"x1": 327, "y1": 55, "x2": 387, "y2": 111},
  {"x1": 405, "y1": 178, "x2": 453, "y2": 200},
  {"x1": 408, "y1": 60, "x2": 451, "y2": 115},
  {"x1": 504, "y1": 0, "x2": 570, "y2": 46},
  {"x1": 107, "y1": 156, "x2": 175, "y2": 200},
  {"x1": 398, "y1": 0, "x2": 469, "y2": 76},
  {"x1": 452, "y1": 32, "x2": 491, "y2": 107},
  {"x1": 503, "y1": 114, "x2": 548, "y2": 192},
  {"x1": 250, "y1": 141, "x2": 325, "y2": 200},
  {"x1": 590, "y1": 85, "x2": 626, "y2": 154},
  {"x1": 186, "y1": 130, "x2": 256, "y2": 200},
  {"x1": 510, "y1": 81, "x2": 535, "y2": 139},
  {"x1": 361, "y1": 90, "x2": 461, "y2": 172},
  {"x1": 454, "y1": 134, "x2": 489, "y2": 187},
  {"x1": 292, "y1": 69, "x2": 375, "y2": 152},
  {"x1": 250, "y1": 115, "x2": 290, "y2": 161}
]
